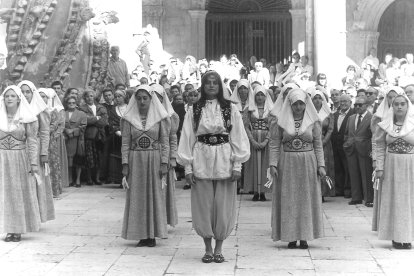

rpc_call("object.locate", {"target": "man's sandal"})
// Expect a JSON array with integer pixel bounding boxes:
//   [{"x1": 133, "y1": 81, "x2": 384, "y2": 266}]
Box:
[
  {"x1": 201, "y1": 253, "x2": 214, "y2": 263},
  {"x1": 213, "y1": 253, "x2": 225, "y2": 263}
]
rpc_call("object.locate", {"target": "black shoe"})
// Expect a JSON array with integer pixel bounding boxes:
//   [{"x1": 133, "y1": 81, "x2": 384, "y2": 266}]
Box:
[
  {"x1": 147, "y1": 238, "x2": 156, "y2": 247},
  {"x1": 12, "y1": 234, "x2": 21, "y2": 242},
  {"x1": 348, "y1": 200, "x2": 363, "y2": 205},
  {"x1": 365, "y1": 202, "x2": 373, "y2": 207},
  {"x1": 4, "y1": 233, "x2": 13, "y2": 242},
  {"x1": 403, "y1": 243, "x2": 412, "y2": 249},
  {"x1": 137, "y1": 239, "x2": 149, "y2": 247},
  {"x1": 344, "y1": 194, "x2": 352, "y2": 199},
  {"x1": 201, "y1": 253, "x2": 214, "y2": 263},
  {"x1": 86, "y1": 181, "x2": 93, "y2": 186},
  {"x1": 75, "y1": 183, "x2": 81, "y2": 188},
  {"x1": 183, "y1": 184, "x2": 191, "y2": 190},
  {"x1": 288, "y1": 241, "x2": 297, "y2": 249},
  {"x1": 252, "y1": 193, "x2": 259, "y2": 201},
  {"x1": 69, "y1": 182, "x2": 74, "y2": 187},
  {"x1": 322, "y1": 196, "x2": 325, "y2": 203},
  {"x1": 392, "y1": 240, "x2": 404, "y2": 249},
  {"x1": 259, "y1": 193, "x2": 266, "y2": 201},
  {"x1": 237, "y1": 188, "x2": 241, "y2": 195},
  {"x1": 299, "y1": 240, "x2": 308, "y2": 249},
  {"x1": 94, "y1": 181, "x2": 102, "y2": 185},
  {"x1": 213, "y1": 253, "x2": 225, "y2": 263}
]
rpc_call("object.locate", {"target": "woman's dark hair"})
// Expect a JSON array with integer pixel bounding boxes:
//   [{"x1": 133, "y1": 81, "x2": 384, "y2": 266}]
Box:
[
  {"x1": 64, "y1": 95, "x2": 78, "y2": 109},
  {"x1": 114, "y1": 83, "x2": 126, "y2": 90},
  {"x1": 102, "y1": 87, "x2": 113, "y2": 95},
  {"x1": 317, "y1": 73, "x2": 327, "y2": 86},
  {"x1": 198, "y1": 71, "x2": 230, "y2": 108},
  {"x1": 115, "y1": 89, "x2": 130, "y2": 104}
]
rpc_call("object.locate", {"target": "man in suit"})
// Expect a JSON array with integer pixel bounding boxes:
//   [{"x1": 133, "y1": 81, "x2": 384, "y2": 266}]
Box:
[
  {"x1": 343, "y1": 96, "x2": 374, "y2": 207},
  {"x1": 331, "y1": 94, "x2": 354, "y2": 198},
  {"x1": 365, "y1": 86, "x2": 379, "y2": 114}
]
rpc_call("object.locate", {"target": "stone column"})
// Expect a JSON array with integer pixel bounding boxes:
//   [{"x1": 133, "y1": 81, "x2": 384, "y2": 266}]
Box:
[
  {"x1": 305, "y1": 0, "x2": 314, "y2": 65},
  {"x1": 289, "y1": 9, "x2": 306, "y2": 56},
  {"x1": 188, "y1": 10, "x2": 208, "y2": 59},
  {"x1": 347, "y1": 30, "x2": 380, "y2": 66},
  {"x1": 313, "y1": 0, "x2": 347, "y2": 88}
]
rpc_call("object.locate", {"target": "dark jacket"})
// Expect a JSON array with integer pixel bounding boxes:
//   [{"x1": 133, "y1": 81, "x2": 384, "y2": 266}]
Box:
[
  {"x1": 78, "y1": 104, "x2": 108, "y2": 142},
  {"x1": 331, "y1": 107, "x2": 355, "y2": 150}
]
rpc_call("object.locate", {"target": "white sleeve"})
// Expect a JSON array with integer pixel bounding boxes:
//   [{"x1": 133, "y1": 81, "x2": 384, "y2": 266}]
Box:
[
  {"x1": 177, "y1": 107, "x2": 197, "y2": 175},
  {"x1": 229, "y1": 103, "x2": 251, "y2": 171}
]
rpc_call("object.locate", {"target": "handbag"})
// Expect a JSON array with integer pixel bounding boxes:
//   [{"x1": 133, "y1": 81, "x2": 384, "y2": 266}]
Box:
[{"x1": 73, "y1": 135, "x2": 85, "y2": 165}]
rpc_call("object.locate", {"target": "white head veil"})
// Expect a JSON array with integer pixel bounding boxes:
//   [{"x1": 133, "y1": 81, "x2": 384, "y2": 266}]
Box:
[
  {"x1": 308, "y1": 87, "x2": 331, "y2": 121},
  {"x1": 248, "y1": 85, "x2": 274, "y2": 118},
  {"x1": 0, "y1": 85, "x2": 38, "y2": 132},
  {"x1": 378, "y1": 94, "x2": 414, "y2": 138},
  {"x1": 123, "y1": 85, "x2": 169, "y2": 131},
  {"x1": 229, "y1": 79, "x2": 251, "y2": 112},
  {"x1": 17, "y1": 80, "x2": 47, "y2": 116},
  {"x1": 270, "y1": 83, "x2": 299, "y2": 118},
  {"x1": 151, "y1": 83, "x2": 175, "y2": 117},
  {"x1": 374, "y1": 86, "x2": 405, "y2": 119},
  {"x1": 278, "y1": 88, "x2": 320, "y2": 136},
  {"x1": 38, "y1": 88, "x2": 64, "y2": 112}
]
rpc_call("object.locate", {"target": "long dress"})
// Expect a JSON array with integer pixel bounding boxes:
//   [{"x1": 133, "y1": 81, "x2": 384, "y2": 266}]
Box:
[
  {"x1": 56, "y1": 110, "x2": 69, "y2": 188},
  {"x1": 243, "y1": 110, "x2": 270, "y2": 193},
  {"x1": 375, "y1": 128, "x2": 414, "y2": 242},
  {"x1": 321, "y1": 114, "x2": 335, "y2": 196},
  {"x1": 269, "y1": 120, "x2": 325, "y2": 241},
  {"x1": 165, "y1": 113, "x2": 179, "y2": 226},
  {"x1": 49, "y1": 109, "x2": 63, "y2": 196},
  {"x1": 107, "y1": 105, "x2": 123, "y2": 184},
  {"x1": 36, "y1": 111, "x2": 55, "y2": 222},
  {"x1": 121, "y1": 119, "x2": 170, "y2": 240},
  {"x1": 0, "y1": 122, "x2": 41, "y2": 233},
  {"x1": 371, "y1": 115, "x2": 382, "y2": 231}
]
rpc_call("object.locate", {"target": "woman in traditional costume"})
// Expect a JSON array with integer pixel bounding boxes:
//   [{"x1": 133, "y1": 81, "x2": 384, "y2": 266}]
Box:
[
  {"x1": 121, "y1": 85, "x2": 170, "y2": 247},
  {"x1": 310, "y1": 87, "x2": 335, "y2": 200},
  {"x1": 38, "y1": 88, "x2": 68, "y2": 196},
  {"x1": 269, "y1": 88, "x2": 326, "y2": 249},
  {"x1": 18, "y1": 80, "x2": 55, "y2": 223},
  {"x1": 375, "y1": 93, "x2": 414, "y2": 249},
  {"x1": 177, "y1": 71, "x2": 250, "y2": 263},
  {"x1": 243, "y1": 85, "x2": 273, "y2": 201},
  {"x1": 371, "y1": 86, "x2": 405, "y2": 231},
  {"x1": 0, "y1": 85, "x2": 41, "y2": 242},
  {"x1": 152, "y1": 83, "x2": 178, "y2": 227}
]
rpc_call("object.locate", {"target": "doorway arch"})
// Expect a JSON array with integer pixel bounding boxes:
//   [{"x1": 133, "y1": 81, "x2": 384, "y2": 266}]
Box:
[
  {"x1": 205, "y1": 0, "x2": 292, "y2": 64},
  {"x1": 377, "y1": 0, "x2": 414, "y2": 59}
]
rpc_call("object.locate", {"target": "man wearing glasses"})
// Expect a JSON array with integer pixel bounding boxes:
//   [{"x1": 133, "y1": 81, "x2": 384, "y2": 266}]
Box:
[
  {"x1": 365, "y1": 87, "x2": 379, "y2": 114},
  {"x1": 343, "y1": 96, "x2": 374, "y2": 207},
  {"x1": 332, "y1": 94, "x2": 355, "y2": 198}
]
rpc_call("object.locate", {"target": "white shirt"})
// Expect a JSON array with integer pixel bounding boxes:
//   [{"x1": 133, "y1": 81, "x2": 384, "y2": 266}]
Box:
[
  {"x1": 89, "y1": 104, "x2": 97, "y2": 116},
  {"x1": 177, "y1": 100, "x2": 250, "y2": 179},
  {"x1": 354, "y1": 111, "x2": 367, "y2": 130},
  {"x1": 337, "y1": 108, "x2": 350, "y2": 131}
]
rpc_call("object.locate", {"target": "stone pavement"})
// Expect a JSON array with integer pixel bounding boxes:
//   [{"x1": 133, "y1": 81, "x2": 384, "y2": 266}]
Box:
[{"x1": 1, "y1": 181, "x2": 413, "y2": 276}]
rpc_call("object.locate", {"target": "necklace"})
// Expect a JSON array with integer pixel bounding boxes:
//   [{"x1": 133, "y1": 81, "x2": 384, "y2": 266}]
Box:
[{"x1": 394, "y1": 123, "x2": 403, "y2": 133}]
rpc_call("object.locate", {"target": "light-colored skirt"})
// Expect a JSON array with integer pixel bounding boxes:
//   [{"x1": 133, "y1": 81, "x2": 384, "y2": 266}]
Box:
[
  {"x1": 0, "y1": 149, "x2": 41, "y2": 233},
  {"x1": 272, "y1": 150, "x2": 324, "y2": 242},
  {"x1": 378, "y1": 152, "x2": 414, "y2": 242},
  {"x1": 122, "y1": 150, "x2": 167, "y2": 240}
]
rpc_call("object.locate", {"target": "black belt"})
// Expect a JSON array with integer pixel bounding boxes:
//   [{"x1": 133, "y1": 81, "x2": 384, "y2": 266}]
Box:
[{"x1": 197, "y1": 134, "x2": 229, "y2": 146}]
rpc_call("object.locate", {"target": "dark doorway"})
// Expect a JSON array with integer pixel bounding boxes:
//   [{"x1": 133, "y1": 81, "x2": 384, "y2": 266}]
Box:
[
  {"x1": 205, "y1": 0, "x2": 292, "y2": 64},
  {"x1": 378, "y1": 0, "x2": 414, "y2": 59}
]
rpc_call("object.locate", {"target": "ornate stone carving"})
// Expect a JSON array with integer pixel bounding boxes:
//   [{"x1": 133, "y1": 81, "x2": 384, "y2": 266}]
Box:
[
  {"x1": 351, "y1": 0, "x2": 369, "y2": 31},
  {"x1": 43, "y1": 0, "x2": 94, "y2": 86}
]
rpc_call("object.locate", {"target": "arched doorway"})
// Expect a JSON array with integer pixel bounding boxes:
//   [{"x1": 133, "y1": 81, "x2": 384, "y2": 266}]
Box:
[
  {"x1": 377, "y1": 0, "x2": 414, "y2": 59},
  {"x1": 205, "y1": 0, "x2": 292, "y2": 64}
]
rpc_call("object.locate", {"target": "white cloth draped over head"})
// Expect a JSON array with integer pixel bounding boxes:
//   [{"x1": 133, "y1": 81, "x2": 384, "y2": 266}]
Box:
[
  {"x1": 229, "y1": 79, "x2": 251, "y2": 112},
  {"x1": 0, "y1": 85, "x2": 38, "y2": 132},
  {"x1": 308, "y1": 87, "x2": 331, "y2": 121},
  {"x1": 374, "y1": 86, "x2": 405, "y2": 119},
  {"x1": 270, "y1": 82, "x2": 299, "y2": 118},
  {"x1": 38, "y1": 88, "x2": 64, "y2": 112},
  {"x1": 17, "y1": 80, "x2": 47, "y2": 116},
  {"x1": 377, "y1": 94, "x2": 414, "y2": 138},
  {"x1": 278, "y1": 88, "x2": 320, "y2": 136},
  {"x1": 248, "y1": 85, "x2": 274, "y2": 118},
  {"x1": 151, "y1": 83, "x2": 175, "y2": 117},
  {"x1": 123, "y1": 84, "x2": 168, "y2": 131}
]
